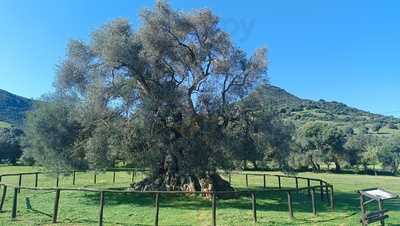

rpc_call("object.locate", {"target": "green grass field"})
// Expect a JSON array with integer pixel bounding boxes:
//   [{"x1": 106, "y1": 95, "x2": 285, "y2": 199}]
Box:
[{"x1": 0, "y1": 166, "x2": 399, "y2": 226}]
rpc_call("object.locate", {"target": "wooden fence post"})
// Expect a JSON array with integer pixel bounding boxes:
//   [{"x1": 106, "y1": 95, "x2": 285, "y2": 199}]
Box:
[
  {"x1": 56, "y1": 174, "x2": 60, "y2": 187},
  {"x1": 245, "y1": 174, "x2": 248, "y2": 187},
  {"x1": 307, "y1": 179, "x2": 311, "y2": 196},
  {"x1": 311, "y1": 188, "x2": 316, "y2": 215},
  {"x1": 11, "y1": 187, "x2": 18, "y2": 220},
  {"x1": 320, "y1": 181, "x2": 324, "y2": 201},
  {"x1": 325, "y1": 183, "x2": 329, "y2": 202},
  {"x1": 228, "y1": 173, "x2": 231, "y2": 185},
  {"x1": 211, "y1": 193, "x2": 216, "y2": 226},
  {"x1": 295, "y1": 178, "x2": 299, "y2": 191},
  {"x1": 378, "y1": 198, "x2": 384, "y2": 226},
  {"x1": 113, "y1": 171, "x2": 116, "y2": 184},
  {"x1": 287, "y1": 191, "x2": 293, "y2": 220},
  {"x1": 34, "y1": 173, "x2": 38, "y2": 188},
  {"x1": 154, "y1": 192, "x2": 160, "y2": 226},
  {"x1": 251, "y1": 192, "x2": 257, "y2": 223},
  {"x1": 329, "y1": 185, "x2": 335, "y2": 210},
  {"x1": 72, "y1": 171, "x2": 76, "y2": 185},
  {"x1": 0, "y1": 185, "x2": 7, "y2": 211},
  {"x1": 263, "y1": 174, "x2": 266, "y2": 189},
  {"x1": 18, "y1": 174, "x2": 22, "y2": 193},
  {"x1": 278, "y1": 176, "x2": 281, "y2": 189},
  {"x1": 94, "y1": 172, "x2": 97, "y2": 184},
  {"x1": 360, "y1": 193, "x2": 366, "y2": 226},
  {"x1": 99, "y1": 191, "x2": 105, "y2": 226},
  {"x1": 52, "y1": 189, "x2": 61, "y2": 223}
]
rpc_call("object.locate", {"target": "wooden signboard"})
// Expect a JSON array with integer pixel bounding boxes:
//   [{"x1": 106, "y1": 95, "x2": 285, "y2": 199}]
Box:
[{"x1": 358, "y1": 188, "x2": 398, "y2": 226}]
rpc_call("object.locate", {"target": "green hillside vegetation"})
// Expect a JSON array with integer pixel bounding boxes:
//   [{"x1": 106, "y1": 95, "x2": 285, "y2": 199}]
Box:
[
  {"x1": 238, "y1": 85, "x2": 400, "y2": 174},
  {"x1": 253, "y1": 84, "x2": 400, "y2": 136},
  {"x1": 0, "y1": 89, "x2": 35, "y2": 127},
  {"x1": 1, "y1": 84, "x2": 398, "y2": 135}
]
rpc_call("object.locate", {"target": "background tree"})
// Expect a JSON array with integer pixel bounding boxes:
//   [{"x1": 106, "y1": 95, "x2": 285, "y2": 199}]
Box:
[
  {"x1": 370, "y1": 122, "x2": 384, "y2": 133},
  {"x1": 345, "y1": 133, "x2": 380, "y2": 172},
  {"x1": 0, "y1": 127, "x2": 24, "y2": 165},
  {"x1": 323, "y1": 126, "x2": 347, "y2": 172},
  {"x1": 295, "y1": 122, "x2": 325, "y2": 171},
  {"x1": 386, "y1": 122, "x2": 398, "y2": 130},
  {"x1": 378, "y1": 136, "x2": 400, "y2": 174},
  {"x1": 361, "y1": 145, "x2": 380, "y2": 174},
  {"x1": 229, "y1": 91, "x2": 294, "y2": 170},
  {"x1": 295, "y1": 122, "x2": 346, "y2": 172},
  {"x1": 24, "y1": 95, "x2": 84, "y2": 171}
]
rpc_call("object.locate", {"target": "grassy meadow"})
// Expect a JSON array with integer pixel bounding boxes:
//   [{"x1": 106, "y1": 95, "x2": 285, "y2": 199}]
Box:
[{"x1": 0, "y1": 166, "x2": 398, "y2": 226}]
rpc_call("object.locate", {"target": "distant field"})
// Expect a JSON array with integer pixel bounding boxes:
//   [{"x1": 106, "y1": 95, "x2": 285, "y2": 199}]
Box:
[
  {"x1": 0, "y1": 121, "x2": 10, "y2": 128},
  {"x1": 0, "y1": 166, "x2": 399, "y2": 226}
]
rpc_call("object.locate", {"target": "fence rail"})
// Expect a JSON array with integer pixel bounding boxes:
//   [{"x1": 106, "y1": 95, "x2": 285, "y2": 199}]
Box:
[{"x1": 0, "y1": 169, "x2": 335, "y2": 225}]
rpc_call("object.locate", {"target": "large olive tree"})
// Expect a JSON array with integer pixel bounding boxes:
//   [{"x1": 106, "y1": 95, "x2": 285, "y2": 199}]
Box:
[{"x1": 26, "y1": 1, "x2": 267, "y2": 191}]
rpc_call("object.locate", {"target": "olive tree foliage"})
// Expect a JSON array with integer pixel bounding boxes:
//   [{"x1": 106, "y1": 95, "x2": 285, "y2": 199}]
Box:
[
  {"x1": 23, "y1": 96, "x2": 85, "y2": 171},
  {"x1": 0, "y1": 127, "x2": 24, "y2": 165},
  {"x1": 294, "y1": 122, "x2": 346, "y2": 172},
  {"x1": 344, "y1": 133, "x2": 380, "y2": 172},
  {"x1": 26, "y1": 1, "x2": 268, "y2": 189},
  {"x1": 228, "y1": 91, "x2": 294, "y2": 170},
  {"x1": 377, "y1": 136, "x2": 400, "y2": 174}
]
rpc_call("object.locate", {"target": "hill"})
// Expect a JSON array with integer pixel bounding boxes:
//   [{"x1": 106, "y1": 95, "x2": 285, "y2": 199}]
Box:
[
  {"x1": 0, "y1": 89, "x2": 35, "y2": 127},
  {"x1": 1, "y1": 85, "x2": 399, "y2": 134},
  {"x1": 253, "y1": 84, "x2": 400, "y2": 134}
]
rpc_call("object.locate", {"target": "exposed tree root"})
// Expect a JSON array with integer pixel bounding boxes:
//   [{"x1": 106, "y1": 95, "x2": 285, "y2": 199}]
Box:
[{"x1": 131, "y1": 173, "x2": 235, "y2": 199}]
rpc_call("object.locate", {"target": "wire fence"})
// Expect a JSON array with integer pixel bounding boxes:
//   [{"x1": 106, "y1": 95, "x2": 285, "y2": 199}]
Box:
[{"x1": 0, "y1": 169, "x2": 335, "y2": 225}]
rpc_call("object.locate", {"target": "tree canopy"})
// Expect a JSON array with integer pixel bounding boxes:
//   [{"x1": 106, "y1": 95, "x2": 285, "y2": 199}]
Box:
[
  {"x1": 24, "y1": 1, "x2": 270, "y2": 191},
  {"x1": 294, "y1": 122, "x2": 346, "y2": 172}
]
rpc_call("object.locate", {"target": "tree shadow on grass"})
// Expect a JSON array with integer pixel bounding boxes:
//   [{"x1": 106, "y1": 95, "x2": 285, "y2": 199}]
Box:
[
  {"x1": 25, "y1": 187, "x2": 400, "y2": 226},
  {"x1": 77, "y1": 187, "x2": 364, "y2": 214},
  {"x1": 28, "y1": 208, "x2": 52, "y2": 218},
  {"x1": 26, "y1": 204, "x2": 150, "y2": 226},
  {"x1": 92, "y1": 188, "x2": 396, "y2": 225}
]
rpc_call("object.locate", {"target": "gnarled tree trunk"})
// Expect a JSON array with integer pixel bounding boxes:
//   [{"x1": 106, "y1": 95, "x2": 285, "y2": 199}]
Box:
[
  {"x1": 131, "y1": 172, "x2": 235, "y2": 197},
  {"x1": 131, "y1": 152, "x2": 234, "y2": 195}
]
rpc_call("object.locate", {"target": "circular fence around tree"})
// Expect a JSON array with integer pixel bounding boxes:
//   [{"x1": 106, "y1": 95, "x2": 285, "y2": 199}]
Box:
[{"x1": 0, "y1": 169, "x2": 335, "y2": 226}]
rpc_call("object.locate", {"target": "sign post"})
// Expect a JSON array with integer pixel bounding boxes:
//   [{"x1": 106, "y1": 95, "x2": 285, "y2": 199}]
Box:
[{"x1": 358, "y1": 188, "x2": 398, "y2": 226}]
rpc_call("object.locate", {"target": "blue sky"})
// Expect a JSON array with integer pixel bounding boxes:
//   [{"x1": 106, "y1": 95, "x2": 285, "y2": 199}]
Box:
[{"x1": 0, "y1": 0, "x2": 400, "y2": 116}]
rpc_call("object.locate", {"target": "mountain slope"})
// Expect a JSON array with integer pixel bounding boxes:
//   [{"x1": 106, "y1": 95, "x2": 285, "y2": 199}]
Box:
[
  {"x1": 0, "y1": 89, "x2": 35, "y2": 127},
  {"x1": 253, "y1": 84, "x2": 400, "y2": 133},
  {"x1": 1, "y1": 85, "x2": 398, "y2": 134}
]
